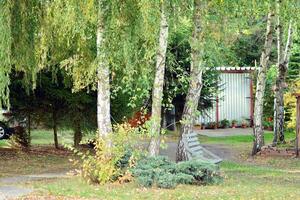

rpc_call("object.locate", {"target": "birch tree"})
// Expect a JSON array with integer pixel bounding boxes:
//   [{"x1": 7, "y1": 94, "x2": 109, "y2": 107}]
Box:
[
  {"x1": 273, "y1": 0, "x2": 294, "y2": 145},
  {"x1": 252, "y1": 10, "x2": 275, "y2": 155},
  {"x1": 148, "y1": 3, "x2": 169, "y2": 156},
  {"x1": 176, "y1": 0, "x2": 205, "y2": 161},
  {"x1": 96, "y1": 1, "x2": 112, "y2": 141}
]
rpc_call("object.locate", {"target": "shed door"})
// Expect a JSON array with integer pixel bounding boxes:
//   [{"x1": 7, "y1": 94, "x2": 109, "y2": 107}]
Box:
[{"x1": 218, "y1": 73, "x2": 251, "y2": 123}]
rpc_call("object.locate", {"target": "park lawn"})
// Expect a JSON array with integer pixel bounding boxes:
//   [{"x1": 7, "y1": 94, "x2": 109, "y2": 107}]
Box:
[
  {"x1": 2, "y1": 128, "x2": 299, "y2": 199},
  {"x1": 21, "y1": 129, "x2": 300, "y2": 200},
  {"x1": 198, "y1": 131, "x2": 296, "y2": 147},
  {"x1": 0, "y1": 129, "x2": 73, "y2": 148},
  {"x1": 27, "y1": 160, "x2": 300, "y2": 200}
]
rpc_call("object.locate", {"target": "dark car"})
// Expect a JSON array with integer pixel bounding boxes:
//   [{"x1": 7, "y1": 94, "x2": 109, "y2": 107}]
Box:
[
  {"x1": 0, "y1": 110, "x2": 19, "y2": 140},
  {"x1": 0, "y1": 121, "x2": 14, "y2": 140}
]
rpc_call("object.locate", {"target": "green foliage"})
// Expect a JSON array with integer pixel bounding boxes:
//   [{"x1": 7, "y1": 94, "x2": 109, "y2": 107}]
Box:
[
  {"x1": 220, "y1": 119, "x2": 230, "y2": 128},
  {"x1": 0, "y1": 0, "x2": 12, "y2": 108},
  {"x1": 131, "y1": 156, "x2": 222, "y2": 189},
  {"x1": 8, "y1": 126, "x2": 30, "y2": 149}
]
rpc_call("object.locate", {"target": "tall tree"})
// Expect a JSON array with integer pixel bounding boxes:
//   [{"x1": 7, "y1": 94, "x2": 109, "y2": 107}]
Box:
[
  {"x1": 148, "y1": 2, "x2": 169, "y2": 156},
  {"x1": 252, "y1": 9, "x2": 275, "y2": 155},
  {"x1": 176, "y1": 0, "x2": 205, "y2": 161},
  {"x1": 96, "y1": 1, "x2": 112, "y2": 142},
  {"x1": 273, "y1": 0, "x2": 293, "y2": 145}
]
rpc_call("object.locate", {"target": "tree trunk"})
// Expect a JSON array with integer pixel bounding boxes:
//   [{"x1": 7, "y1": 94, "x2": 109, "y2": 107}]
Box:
[
  {"x1": 252, "y1": 10, "x2": 274, "y2": 155},
  {"x1": 74, "y1": 120, "x2": 82, "y2": 148},
  {"x1": 27, "y1": 112, "x2": 31, "y2": 146},
  {"x1": 148, "y1": 5, "x2": 169, "y2": 156},
  {"x1": 273, "y1": 13, "x2": 293, "y2": 145},
  {"x1": 176, "y1": 0, "x2": 204, "y2": 162},
  {"x1": 96, "y1": 1, "x2": 112, "y2": 144},
  {"x1": 52, "y1": 110, "x2": 59, "y2": 149}
]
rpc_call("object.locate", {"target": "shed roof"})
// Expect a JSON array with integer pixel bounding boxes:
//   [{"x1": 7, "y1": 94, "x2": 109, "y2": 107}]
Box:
[{"x1": 216, "y1": 66, "x2": 255, "y2": 71}]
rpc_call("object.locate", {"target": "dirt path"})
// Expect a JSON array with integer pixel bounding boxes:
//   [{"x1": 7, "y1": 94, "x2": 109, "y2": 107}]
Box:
[{"x1": 0, "y1": 172, "x2": 68, "y2": 200}]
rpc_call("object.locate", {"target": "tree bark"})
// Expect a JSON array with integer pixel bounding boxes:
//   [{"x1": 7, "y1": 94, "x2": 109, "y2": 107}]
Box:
[
  {"x1": 52, "y1": 110, "x2": 59, "y2": 149},
  {"x1": 96, "y1": 1, "x2": 112, "y2": 143},
  {"x1": 148, "y1": 5, "x2": 169, "y2": 156},
  {"x1": 73, "y1": 120, "x2": 82, "y2": 148},
  {"x1": 176, "y1": 0, "x2": 204, "y2": 162},
  {"x1": 252, "y1": 10, "x2": 274, "y2": 155},
  {"x1": 27, "y1": 112, "x2": 31, "y2": 146},
  {"x1": 273, "y1": 10, "x2": 293, "y2": 145}
]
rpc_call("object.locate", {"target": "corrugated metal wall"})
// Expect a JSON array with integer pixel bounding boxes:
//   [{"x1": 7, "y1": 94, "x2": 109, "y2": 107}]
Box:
[{"x1": 197, "y1": 73, "x2": 251, "y2": 124}]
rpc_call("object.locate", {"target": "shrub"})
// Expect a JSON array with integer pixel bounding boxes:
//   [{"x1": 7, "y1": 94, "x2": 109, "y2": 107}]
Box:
[
  {"x1": 220, "y1": 119, "x2": 230, "y2": 128},
  {"x1": 131, "y1": 156, "x2": 222, "y2": 189},
  {"x1": 71, "y1": 123, "x2": 141, "y2": 184},
  {"x1": 8, "y1": 126, "x2": 30, "y2": 149},
  {"x1": 157, "y1": 173, "x2": 177, "y2": 189}
]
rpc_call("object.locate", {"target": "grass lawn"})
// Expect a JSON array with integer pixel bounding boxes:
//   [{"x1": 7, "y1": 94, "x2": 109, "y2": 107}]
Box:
[
  {"x1": 16, "y1": 129, "x2": 300, "y2": 200},
  {"x1": 27, "y1": 159, "x2": 300, "y2": 200},
  {"x1": 1, "y1": 128, "x2": 300, "y2": 199},
  {"x1": 198, "y1": 131, "x2": 296, "y2": 147}
]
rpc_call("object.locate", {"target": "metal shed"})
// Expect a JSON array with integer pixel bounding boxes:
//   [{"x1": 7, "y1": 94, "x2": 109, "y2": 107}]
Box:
[{"x1": 197, "y1": 67, "x2": 255, "y2": 126}]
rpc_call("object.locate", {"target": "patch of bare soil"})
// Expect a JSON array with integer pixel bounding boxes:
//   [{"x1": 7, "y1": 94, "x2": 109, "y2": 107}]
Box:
[
  {"x1": 0, "y1": 146, "x2": 72, "y2": 158},
  {"x1": 257, "y1": 146, "x2": 296, "y2": 157}
]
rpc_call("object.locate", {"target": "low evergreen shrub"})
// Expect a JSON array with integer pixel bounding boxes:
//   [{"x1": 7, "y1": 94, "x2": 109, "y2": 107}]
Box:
[{"x1": 131, "y1": 156, "x2": 222, "y2": 189}]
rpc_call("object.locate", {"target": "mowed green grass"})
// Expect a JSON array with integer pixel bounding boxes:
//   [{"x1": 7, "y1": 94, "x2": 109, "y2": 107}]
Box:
[
  {"x1": 23, "y1": 130, "x2": 300, "y2": 200},
  {"x1": 2, "y1": 129, "x2": 300, "y2": 199},
  {"x1": 198, "y1": 131, "x2": 296, "y2": 146},
  {"x1": 31, "y1": 160, "x2": 300, "y2": 200},
  {"x1": 0, "y1": 129, "x2": 95, "y2": 147}
]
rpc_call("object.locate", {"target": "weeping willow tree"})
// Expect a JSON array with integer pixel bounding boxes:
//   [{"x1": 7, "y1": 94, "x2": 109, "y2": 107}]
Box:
[
  {"x1": 0, "y1": 0, "x2": 42, "y2": 109},
  {"x1": 33, "y1": 0, "x2": 161, "y2": 142},
  {"x1": 0, "y1": 0, "x2": 11, "y2": 109}
]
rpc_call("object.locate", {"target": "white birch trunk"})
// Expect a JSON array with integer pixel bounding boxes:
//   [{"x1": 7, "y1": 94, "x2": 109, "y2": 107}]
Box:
[
  {"x1": 273, "y1": 17, "x2": 293, "y2": 145},
  {"x1": 252, "y1": 11, "x2": 274, "y2": 155},
  {"x1": 148, "y1": 6, "x2": 169, "y2": 156},
  {"x1": 176, "y1": 0, "x2": 204, "y2": 162},
  {"x1": 96, "y1": 1, "x2": 112, "y2": 142}
]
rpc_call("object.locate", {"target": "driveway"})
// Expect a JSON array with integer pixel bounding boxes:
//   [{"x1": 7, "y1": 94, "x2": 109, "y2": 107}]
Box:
[{"x1": 195, "y1": 128, "x2": 254, "y2": 137}]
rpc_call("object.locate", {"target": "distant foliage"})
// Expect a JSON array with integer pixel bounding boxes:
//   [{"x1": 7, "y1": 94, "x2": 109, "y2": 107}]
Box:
[
  {"x1": 131, "y1": 156, "x2": 222, "y2": 189},
  {"x1": 285, "y1": 36, "x2": 300, "y2": 130},
  {"x1": 284, "y1": 80, "x2": 300, "y2": 129}
]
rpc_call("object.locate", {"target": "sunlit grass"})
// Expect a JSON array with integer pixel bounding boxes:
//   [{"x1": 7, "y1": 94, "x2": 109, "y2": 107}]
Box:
[
  {"x1": 198, "y1": 131, "x2": 296, "y2": 146},
  {"x1": 30, "y1": 160, "x2": 300, "y2": 200}
]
